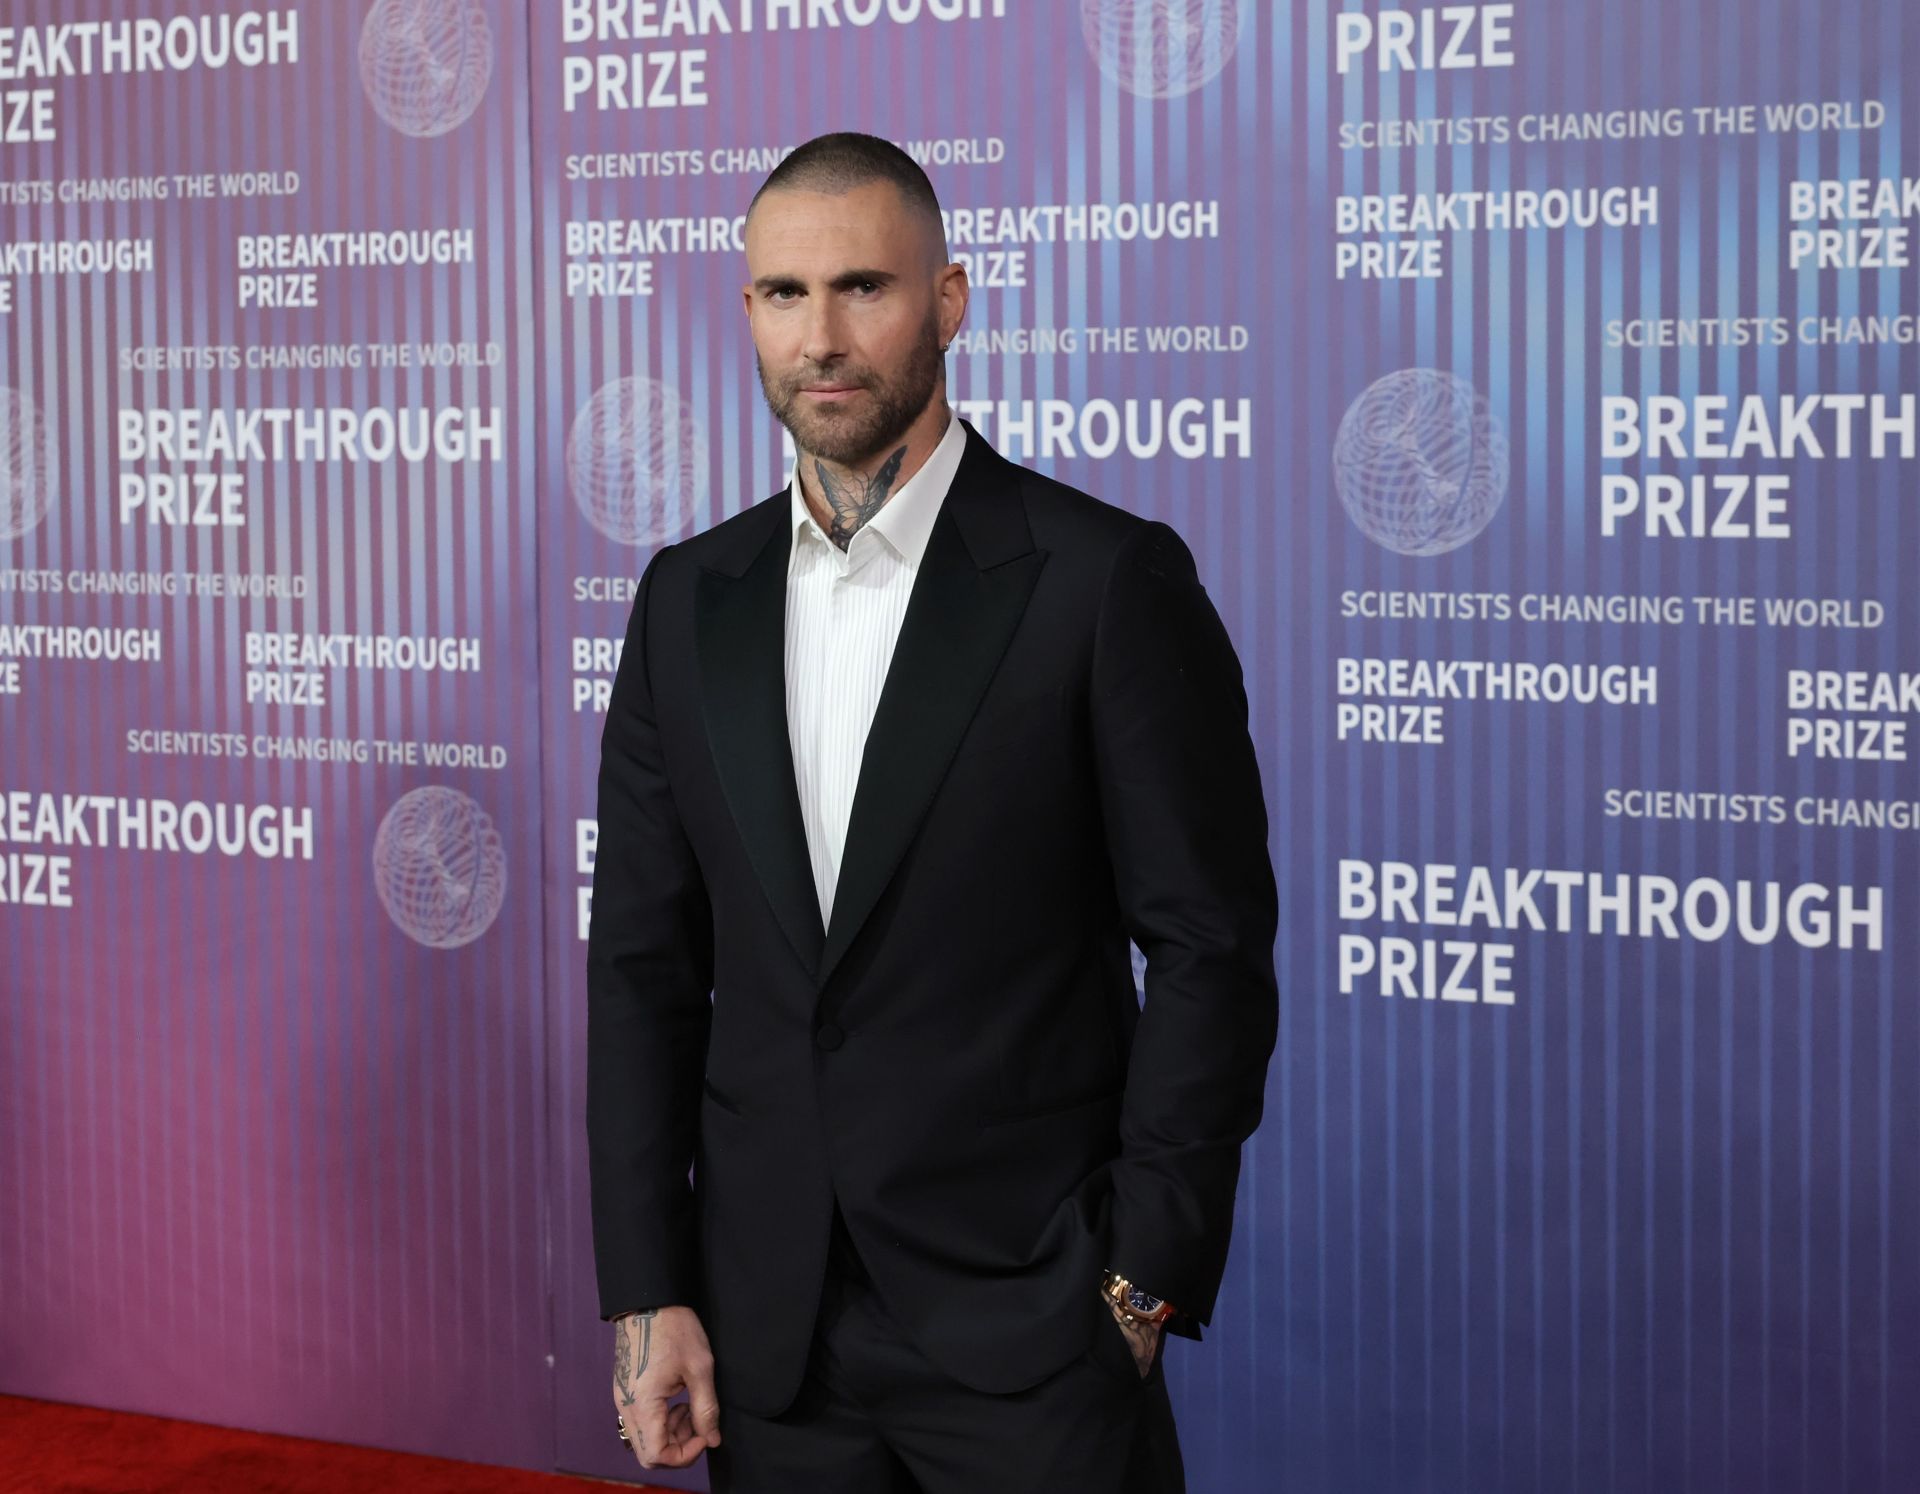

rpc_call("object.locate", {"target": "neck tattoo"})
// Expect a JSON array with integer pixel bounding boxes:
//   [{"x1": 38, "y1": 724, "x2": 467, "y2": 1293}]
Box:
[{"x1": 812, "y1": 444, "x2": 908, "y2": 553}]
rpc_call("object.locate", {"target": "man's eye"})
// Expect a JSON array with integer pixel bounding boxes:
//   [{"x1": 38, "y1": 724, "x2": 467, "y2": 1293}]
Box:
[
  {"x1": 770, "y1": 288, "x2": 797, "y2": 303},
  {"x1": 849, "y1": 281, "x2": 879, "y2": 296}
]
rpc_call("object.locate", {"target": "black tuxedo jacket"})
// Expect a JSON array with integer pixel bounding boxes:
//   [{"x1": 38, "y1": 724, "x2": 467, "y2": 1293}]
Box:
[{"x1": 587, "y1": 417, "x2": 1278, "y2": 1418}]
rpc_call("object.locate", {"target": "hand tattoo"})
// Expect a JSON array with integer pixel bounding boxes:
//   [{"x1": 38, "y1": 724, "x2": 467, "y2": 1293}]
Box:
[
  {"x1": 613, "y1": 1309, "x2": 658, "y2": 1409},
  {"x1": 814, "y1": 445, "x2": 907, "y2": 552}
]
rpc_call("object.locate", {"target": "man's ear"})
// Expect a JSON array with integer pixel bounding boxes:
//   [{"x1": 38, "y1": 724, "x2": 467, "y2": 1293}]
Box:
[{"x1": 938, "y1": 261, "x2": 970, "y2": 345}]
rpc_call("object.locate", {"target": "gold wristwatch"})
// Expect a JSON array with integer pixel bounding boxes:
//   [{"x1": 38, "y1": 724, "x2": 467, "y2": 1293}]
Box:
[{"x1": 1102, "y1": 1268, "x2": 1178, "y2": 1326}]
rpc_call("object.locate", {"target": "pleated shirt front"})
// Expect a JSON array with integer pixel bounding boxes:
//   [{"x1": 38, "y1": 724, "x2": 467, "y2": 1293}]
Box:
[{"x1": 783, "y1": 410, "x2": 966, "y2": 932}]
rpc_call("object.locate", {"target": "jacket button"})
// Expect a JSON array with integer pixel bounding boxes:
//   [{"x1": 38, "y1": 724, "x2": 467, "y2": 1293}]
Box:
[{"x1": 814, "y1": 1022, "x2": 844, "y2": 1052}]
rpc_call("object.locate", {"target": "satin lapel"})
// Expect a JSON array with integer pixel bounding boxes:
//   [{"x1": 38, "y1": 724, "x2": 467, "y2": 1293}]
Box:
[
  {"x1": 817, "y1": 426, "x2": 1047, "y2": 990},
  {"x1": 694, "y1": 504, "x2": 826, "y2": 980}
]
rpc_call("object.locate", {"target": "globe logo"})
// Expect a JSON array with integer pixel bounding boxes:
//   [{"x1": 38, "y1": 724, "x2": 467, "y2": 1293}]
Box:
[
  {"x1": 372, "y1": 785, "x2": 508, "y2": 949},
  {"x1": 566, "y1": 376, "x2": 708, "y2": 547},
  {"x1": 1080, "y1": 0, "x2": 1244, "y2": 99},
  {"x1": 358, "y1": 0, "x2": 494, "y2": 139},
  {"x1": 1332, "y1": 369, "x2": 1510, "y2": 557},
  {"x1": 0, "y1": 386, "x2": 53, "y2": 542}
]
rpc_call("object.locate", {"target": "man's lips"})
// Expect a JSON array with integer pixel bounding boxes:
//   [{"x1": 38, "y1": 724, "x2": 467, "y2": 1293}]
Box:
[{"x1": 798, "y1": 383, "x2": 864, "y2": 401}]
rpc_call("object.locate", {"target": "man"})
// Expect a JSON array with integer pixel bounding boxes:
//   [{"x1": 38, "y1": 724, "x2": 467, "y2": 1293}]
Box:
[{"x1": 587, "y1": 131, "x2": 1277, "y2": 1493}]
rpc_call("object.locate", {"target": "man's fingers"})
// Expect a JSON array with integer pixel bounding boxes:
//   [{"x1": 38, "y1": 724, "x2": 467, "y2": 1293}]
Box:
[
  {"x1": 687, "y1": 1358, "x2": 723, "y2": 1446},
  {"x1": 630, "y1": 1394, "x2": 721, "y2": 1469},
  {"x1": 635, "y1": 1407, "x2": 708, "y2": 1471},
  {"x1": 666, "y1": 1431, "x2": 711, "y2": 1463},
  {"x1": 661, "y1": 1403, "x2": 710, "y2": 1464},
  {"x1": 635, "y1": 1398, "x2": 677, "y2": 1467}
]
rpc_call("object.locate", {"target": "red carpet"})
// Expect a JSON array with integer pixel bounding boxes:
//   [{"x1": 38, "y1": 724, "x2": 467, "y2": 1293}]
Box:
[{"x1": 0, "y1": 1395, "x2": 670, "y2": 1494}]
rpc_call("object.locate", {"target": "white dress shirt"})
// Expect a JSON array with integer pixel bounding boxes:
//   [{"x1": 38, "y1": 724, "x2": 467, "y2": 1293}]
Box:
[{"x1": 784, "y1": 409, "x2": 967, "y2": 931}]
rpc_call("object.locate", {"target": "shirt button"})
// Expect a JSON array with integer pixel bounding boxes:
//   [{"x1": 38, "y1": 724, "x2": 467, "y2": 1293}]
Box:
[{"x1": 814, "y1": 1022, "x2": 845, "y2": 1052}]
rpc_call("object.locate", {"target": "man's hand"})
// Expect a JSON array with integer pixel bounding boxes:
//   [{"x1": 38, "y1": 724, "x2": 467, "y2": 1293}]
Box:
[
  {"x1": 611, "y1": 1306, "x2": 722, "y2": 1470},
  {"x1": 1103, "y1": 1292, "x2": 1165, "y2": 1379}
]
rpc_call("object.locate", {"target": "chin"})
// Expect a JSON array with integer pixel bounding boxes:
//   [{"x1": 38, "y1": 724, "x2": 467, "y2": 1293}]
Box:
[{"x1": 785, "y1": 412, "x2": 887, "y2": 466}]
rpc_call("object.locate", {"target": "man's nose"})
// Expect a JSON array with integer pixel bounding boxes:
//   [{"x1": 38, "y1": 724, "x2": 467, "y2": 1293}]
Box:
[{"x1": 798, "y1": 295, "x2": 847, "y2": 365}]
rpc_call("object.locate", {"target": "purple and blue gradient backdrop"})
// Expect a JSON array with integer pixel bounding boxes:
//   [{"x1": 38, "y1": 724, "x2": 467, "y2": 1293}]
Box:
[
  {"x1": 3, "y1": 2, "x2": 1917, "y2": 1491},
  {"x1": 0, "y1": 0, "x2": 549, "y2": 1471}
]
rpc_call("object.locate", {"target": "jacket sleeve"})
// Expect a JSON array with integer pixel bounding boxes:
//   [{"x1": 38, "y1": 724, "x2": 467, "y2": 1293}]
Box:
[
  {"x1": 1089, "y1": 519, "x2": 1280, "y2": 1330},
  {"x1": 586, "y1": 542, "x2": 715, "y2": 1321}
]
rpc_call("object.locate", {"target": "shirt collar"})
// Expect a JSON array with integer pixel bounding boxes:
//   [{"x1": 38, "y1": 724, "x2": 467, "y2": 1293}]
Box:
[{"x1": 787, "y1": 407, "x2": 965, "y2": 569}]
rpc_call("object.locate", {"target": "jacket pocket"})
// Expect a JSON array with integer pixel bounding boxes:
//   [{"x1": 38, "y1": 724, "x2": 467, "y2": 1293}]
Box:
[{"x1": 1086, "y1": 1301, "x2": 1149, "y2": 1386}]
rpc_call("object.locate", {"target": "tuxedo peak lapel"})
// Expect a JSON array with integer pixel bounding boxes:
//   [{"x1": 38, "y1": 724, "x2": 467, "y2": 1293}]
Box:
[
  {"x1": 817, "y1": 422, "x2": 1047, "y2": 990},
  {"x1": 694, "y1": 500, "x2": 826, "y2": 980}
]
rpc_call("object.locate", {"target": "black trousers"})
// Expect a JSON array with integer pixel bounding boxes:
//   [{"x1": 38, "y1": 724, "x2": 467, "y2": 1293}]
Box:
[{"x1": 707, "y1": 1206, "x2": 1187, "y2": 1494}]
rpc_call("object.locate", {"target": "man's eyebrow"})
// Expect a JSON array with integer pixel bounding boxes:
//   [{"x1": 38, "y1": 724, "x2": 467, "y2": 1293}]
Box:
[{"x1": 753, "y1": 269, "x2": 898, "y2": 294}]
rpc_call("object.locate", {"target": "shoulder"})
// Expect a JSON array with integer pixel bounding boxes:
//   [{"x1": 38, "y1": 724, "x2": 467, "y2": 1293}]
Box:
[
  {"x1": 994, "y1": 452, "x2": 1142, "y2": 546},
  {"x1": 990, "y1": 455, "x2": 1196, "y2": 592}
]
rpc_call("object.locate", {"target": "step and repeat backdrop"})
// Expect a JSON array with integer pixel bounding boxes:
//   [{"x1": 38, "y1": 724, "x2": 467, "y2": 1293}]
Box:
[
  {"x1": 0, "y1": 0, "x2": 551, "y2": 1472},
  {"x1": 3, "y1": 3, "x2": 1916, "y2": 1491}
]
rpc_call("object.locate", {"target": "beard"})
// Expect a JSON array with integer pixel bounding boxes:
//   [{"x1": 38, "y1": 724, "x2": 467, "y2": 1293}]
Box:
[{"x1": 756, "y1": 309, "x2": 946, "y2": 467}]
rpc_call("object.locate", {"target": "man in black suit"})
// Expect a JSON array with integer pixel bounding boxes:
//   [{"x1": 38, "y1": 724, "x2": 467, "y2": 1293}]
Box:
[{"x1": 587, "y1": 131, "x2": 1277, "y2": 1494}]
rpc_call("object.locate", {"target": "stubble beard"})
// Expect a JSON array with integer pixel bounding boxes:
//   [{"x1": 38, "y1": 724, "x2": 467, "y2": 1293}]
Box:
[{"x1": 757, "y1": 311, "x2": 946, "y2": 469}]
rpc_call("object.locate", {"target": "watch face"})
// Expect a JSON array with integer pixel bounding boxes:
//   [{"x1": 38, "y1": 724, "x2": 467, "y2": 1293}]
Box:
[{"x1": 1125, "y1": 1288, "x2": 1164, "y2": 1314}]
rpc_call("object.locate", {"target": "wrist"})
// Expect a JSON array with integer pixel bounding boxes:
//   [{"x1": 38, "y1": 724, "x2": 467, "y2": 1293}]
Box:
[{"x1": 1101, "y1": 1268, "x2": 1178, "y2": 1327}]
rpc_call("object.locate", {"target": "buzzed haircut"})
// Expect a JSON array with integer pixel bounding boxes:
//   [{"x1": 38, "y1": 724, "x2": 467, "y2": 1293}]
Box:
[{"x1": 749, "y1": 131, "x2": 949, "y2": 259}]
